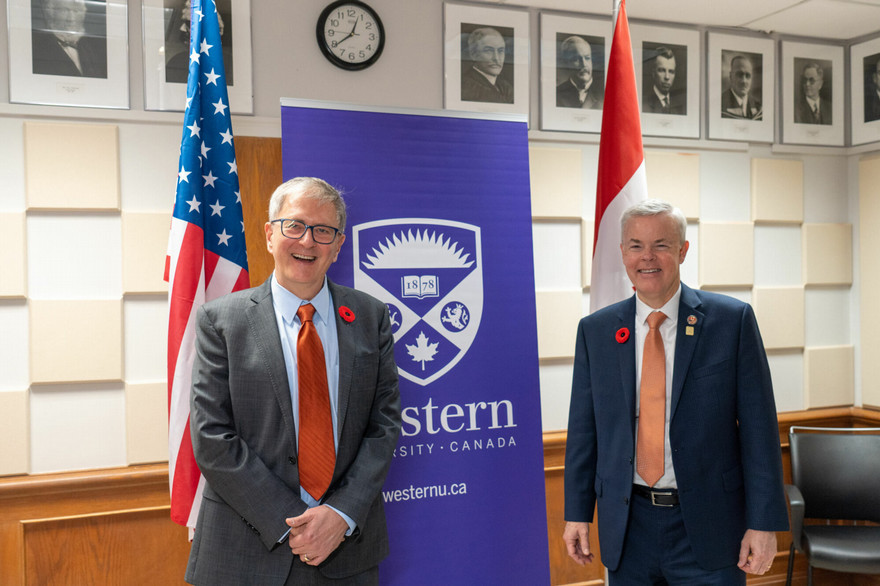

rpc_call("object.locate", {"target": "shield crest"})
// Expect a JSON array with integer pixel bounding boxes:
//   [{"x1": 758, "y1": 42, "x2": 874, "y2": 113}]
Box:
[{"x1": 353, "y1": 218, "x2": 483, "y2": 386}]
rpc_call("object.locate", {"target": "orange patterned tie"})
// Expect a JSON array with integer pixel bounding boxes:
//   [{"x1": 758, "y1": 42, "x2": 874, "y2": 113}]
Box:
[
  {"x1": 637, "y1": 311, "x2": 667, "y2": 487},
  {"x1": 296, "y1": 303, "x2": 335, "y2": 500}
]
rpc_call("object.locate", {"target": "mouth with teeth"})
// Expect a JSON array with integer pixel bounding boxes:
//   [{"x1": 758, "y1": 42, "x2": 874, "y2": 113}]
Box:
[
  {"x1": 639, "y1": 268, "x2": 660, "y2": 274},
  {"x1": 292, "y1": 253, "x2": 316, "y2": 262}
]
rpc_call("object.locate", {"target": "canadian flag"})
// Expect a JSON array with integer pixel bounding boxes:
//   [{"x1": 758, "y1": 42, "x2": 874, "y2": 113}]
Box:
[{"x1": 589, "y1": 0, "x2": 647, "y2": 313}]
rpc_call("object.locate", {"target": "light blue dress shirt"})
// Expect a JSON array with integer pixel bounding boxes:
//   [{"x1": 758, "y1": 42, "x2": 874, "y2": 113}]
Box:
[{"x1": 270, "y1": 274, "x2": 355, "y2": 537}]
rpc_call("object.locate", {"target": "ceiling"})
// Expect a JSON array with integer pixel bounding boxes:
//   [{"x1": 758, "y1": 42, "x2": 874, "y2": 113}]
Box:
[{"x1": 496, "y1": 0, "x2": 880, "y2": 41}]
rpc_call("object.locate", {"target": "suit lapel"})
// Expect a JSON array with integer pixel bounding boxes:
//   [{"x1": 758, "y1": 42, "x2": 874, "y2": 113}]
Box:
[
  {"x1": 246, "y1": 281, "x2": 296, "y2": 442},
  {"x1": 671, "y1": 284, "x2": 703, "y2": 419},
  {"x1": 328, "y1": 280, "x2": 355, "y2": 444},
  {"x1": 616, "y1": 297, "x2": 638, "y2": 429}
]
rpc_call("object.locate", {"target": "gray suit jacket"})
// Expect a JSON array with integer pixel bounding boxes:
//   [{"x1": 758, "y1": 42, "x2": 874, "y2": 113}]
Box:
[{"x1": 185, "y1": 278, "x2": 401, "y2": 585}]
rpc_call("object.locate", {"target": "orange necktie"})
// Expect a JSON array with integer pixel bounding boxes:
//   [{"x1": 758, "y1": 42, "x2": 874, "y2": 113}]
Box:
[
  {"x1": 637, "y1": 311, "x2": 667, "y2": 487},
  {"x1": 296, "y1": 303, "x2": 335, "y2": 500}
]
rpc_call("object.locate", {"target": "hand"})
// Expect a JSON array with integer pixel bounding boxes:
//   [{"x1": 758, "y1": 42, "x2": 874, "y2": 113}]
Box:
[
  {"x1": 286, "y1": 506, "x2": 348, "y2": 566},
  {"x1": 737, "y1": 529, "x2": 777, "y2": 575},
  {"x1": 563, "y1": 521, "x2": 594, "y2": 566}
]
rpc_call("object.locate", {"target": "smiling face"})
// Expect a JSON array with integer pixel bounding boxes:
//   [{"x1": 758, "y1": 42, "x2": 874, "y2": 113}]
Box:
[
  {"x1": 265, "y1": 190, "x2": 345, "y2": 300},
  {"x1": 620, "y1": 213, "x2": 689, "y2": 309}
]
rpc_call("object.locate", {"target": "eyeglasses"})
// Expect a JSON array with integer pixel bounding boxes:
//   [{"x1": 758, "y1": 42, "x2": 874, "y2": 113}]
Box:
[{"x1": 271, "y1": 219, "x2": 340, "y2": 244}]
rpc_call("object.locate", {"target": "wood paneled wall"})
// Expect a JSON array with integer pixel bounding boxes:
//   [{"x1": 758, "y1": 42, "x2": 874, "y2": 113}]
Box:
[{"x1": 2, "y1": 408, "x2": 878, "y2": 586}]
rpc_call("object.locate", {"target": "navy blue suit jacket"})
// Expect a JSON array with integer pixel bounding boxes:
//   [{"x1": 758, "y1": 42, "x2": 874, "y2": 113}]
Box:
[{"x1": 564, "y1": 284, "x2": 788, "y2": 571}]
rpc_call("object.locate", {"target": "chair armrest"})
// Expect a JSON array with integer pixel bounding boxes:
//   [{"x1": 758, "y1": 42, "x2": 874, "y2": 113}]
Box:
[{"x1": 785, "y1": 484, "x2": 805, "y2": 552}]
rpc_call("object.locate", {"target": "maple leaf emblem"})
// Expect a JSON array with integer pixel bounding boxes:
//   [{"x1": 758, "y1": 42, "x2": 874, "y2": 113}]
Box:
[{"x1": 406, "y1": 331, "x2": 439, "y2": 371}]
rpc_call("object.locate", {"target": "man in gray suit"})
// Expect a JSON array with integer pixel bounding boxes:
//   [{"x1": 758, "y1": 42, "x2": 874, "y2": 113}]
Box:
[{"x1": 186, "y1": 177, "x2": 402, "y2": 585}]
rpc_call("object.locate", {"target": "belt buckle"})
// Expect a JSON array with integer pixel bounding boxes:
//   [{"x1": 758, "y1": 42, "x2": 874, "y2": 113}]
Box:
[{"x1": 650, "y1": 490, "x2": 675, "y2": 508}]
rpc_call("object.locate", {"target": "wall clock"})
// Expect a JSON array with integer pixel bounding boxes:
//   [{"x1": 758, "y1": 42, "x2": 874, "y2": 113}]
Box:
[{"x1": 316, "y1": 1, "x2": 385, "y2": 71}]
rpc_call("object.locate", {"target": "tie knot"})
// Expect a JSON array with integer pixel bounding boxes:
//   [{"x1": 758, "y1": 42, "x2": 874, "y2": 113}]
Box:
[
  {"x1": 647, "y1": 311, "x2": 667, "y2": 330},
  {"x1": 297, "y1": 303, "x2": 316, "y2": 323}
]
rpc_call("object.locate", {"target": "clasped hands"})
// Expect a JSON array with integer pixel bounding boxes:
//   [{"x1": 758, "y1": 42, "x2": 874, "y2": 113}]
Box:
[{"x1": 287, "y1": 505, "x2": 348, "y2": 566}]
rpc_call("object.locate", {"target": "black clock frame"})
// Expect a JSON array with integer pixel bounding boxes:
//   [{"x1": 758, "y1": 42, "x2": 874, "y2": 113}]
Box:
[{"x1": 316, "y1": 0, "x2": 385, "y2": 71}]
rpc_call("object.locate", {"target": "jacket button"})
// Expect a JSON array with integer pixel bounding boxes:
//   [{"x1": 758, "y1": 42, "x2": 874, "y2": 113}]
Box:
[{"x1": 288, "y1": 456, "x2": 297, "y2": 465}]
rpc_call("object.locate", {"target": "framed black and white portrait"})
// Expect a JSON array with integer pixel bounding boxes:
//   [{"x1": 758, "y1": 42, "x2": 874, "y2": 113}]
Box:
[
  {"x1": 444, "y1": 2, "x2": 529, "y2": 117},
  {"x1": 142, "y1": 0, "x2": 253, "y2": 113},
  {"x1": 708, "y1": 32, "x2": 775, "y2": 143},
  {"x1": 8, "y1": 0, "x2": 129, "y2": 108},
  {"x1": 781, "y1": 41, "x2": 844, "y2": 147},
  {"x1": 631, "y1": 23, "x2": 700, "y2": 139},
  {"x1": 539, "y1": 12, "x2": 609, "y2": 133},
  {"x1": 851, "y1": 36, "x2": 880, "y2": 146}
]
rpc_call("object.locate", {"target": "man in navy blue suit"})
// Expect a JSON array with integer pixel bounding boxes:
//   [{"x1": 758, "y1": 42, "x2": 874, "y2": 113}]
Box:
[{"x1": 563, "y1": 200, "x2": 788, "y2": 584}]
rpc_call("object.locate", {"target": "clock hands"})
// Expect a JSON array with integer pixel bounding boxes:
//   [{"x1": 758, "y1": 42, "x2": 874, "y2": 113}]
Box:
[{"x1": 332, "y1": 17, "x2": 361, "y2": 47}]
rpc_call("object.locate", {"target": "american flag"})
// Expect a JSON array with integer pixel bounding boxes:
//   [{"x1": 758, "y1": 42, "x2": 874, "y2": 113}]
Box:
[
  {"x1": 589, "y1": 0, "x2": 646, "y2": 312},
  {"x1": 165, "y1": 0, "x2": 249, "y2": 529}
]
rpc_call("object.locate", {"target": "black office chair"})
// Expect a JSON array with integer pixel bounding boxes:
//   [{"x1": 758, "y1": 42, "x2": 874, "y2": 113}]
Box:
[{"x1": 785, "y1": 426, "x2": 880, "y2": 586}]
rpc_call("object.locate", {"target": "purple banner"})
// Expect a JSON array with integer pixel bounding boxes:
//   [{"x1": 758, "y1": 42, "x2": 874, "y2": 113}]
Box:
[{"x1": 281, "y1": 101, "x2": 549, "y2": 585}]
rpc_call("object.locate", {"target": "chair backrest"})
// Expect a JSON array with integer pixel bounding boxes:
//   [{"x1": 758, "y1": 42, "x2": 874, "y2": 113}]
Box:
[{"x1": 789, "y1": 427, "x2": 880, "y2": 523}]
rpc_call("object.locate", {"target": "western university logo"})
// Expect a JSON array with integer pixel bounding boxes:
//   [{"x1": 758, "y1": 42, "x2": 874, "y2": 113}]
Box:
[{"x1": 353, "y1": 219, "x2": 483, "y2": 386}]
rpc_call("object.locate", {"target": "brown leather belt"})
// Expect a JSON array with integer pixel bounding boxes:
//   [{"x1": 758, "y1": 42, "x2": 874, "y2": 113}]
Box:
[{"x1": 632, "y1": 484, "x2": 679, "y2": 507}]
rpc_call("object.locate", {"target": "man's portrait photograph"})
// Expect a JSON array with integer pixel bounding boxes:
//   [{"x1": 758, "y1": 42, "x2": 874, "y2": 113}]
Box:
[
  {"x1": 460, "y1": 23, "x2": 514, "y2": 104},
  {"x1": 555, "y1": 33, "x2": 605, "y2": 110},
  {"x1": 720, "y1": 49, "x2": 763, "y2": 120},
  {"x1": 793, "y1": 57, "x2": 832, "y2": 125},
  {"x1": 164, "y1": 0, "x2": 234, "y2": 85},
  {"x1": 864, "y1": 52, "x2": 880, "y2": 123},
  {"x1": 30, "y1": 0, "x2": 107, "y2": 78},
  {"x1": 641, "y1": 42, "x2": 687, "y2": 116}
]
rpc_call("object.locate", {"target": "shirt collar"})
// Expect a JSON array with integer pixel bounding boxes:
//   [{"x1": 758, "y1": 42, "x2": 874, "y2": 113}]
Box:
[
  {"x1": 806, "y1": 95, "x2": 820, "y2": 109},
  {"x1": 271, "y1": 274, "x2": 332, "y2": 326},
  {"x1": 653, "y1": 85, "x2": 668, "y2": 102},
  {"x1": 635, "y1": 284, "x2": 682, "y2": 327}
]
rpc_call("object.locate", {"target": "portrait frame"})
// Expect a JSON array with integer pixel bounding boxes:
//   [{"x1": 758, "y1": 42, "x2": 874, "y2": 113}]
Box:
[
  {"x1": 850, "y1": 35, "x2": 880, "y2": 146},
  {"x1": 631, "y1": 23, "x2": 700, "y2": 139},
  {"x1": 142, "y1": 0, "x2": 253, "y2": 113},
  {"x1": 781, "y1": 41, "x2": 844, "y2": 147},
  {"x1": 539, "y1": 12, "x2": 610, "y2": 134},
  {"x1": 708, "y1": 32, "x2": 775, "y2": 143},
  {"x1": 443, "y1": 2, "x2": 529, "y2": 118},
  {"x1": 7, "y1": 0, "x2": 129, "y2": 108}
]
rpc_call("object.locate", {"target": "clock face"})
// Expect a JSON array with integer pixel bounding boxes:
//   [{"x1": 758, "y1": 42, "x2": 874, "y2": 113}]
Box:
[{"x1": 317, "y1": 1, "x2": 385, "y2": 71}]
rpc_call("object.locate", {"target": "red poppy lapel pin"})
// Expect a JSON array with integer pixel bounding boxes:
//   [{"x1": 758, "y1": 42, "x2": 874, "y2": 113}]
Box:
[
  {"x1": 615, "y1": 327, "x2": 630, "y2": 343},
  {"x1": 339, "y1": 306, "x2": 355, "y2": 323}
]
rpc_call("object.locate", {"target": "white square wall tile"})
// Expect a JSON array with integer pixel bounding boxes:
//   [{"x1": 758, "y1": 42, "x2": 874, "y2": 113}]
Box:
[
  {"x1": 805, "y1": 346, "x2": 854, "y2": 408},
  {"x1": 767, "y1": 351, "x2": 804, "y2": 413},
  {"x1": 802, "y1": 154, "x2": 849, "y2": 223},
  {"x1": 24, "y1": 122, "x2": 119, "y2": 210},
  {"x1": 30, "y1": 383, "x2": 126, "y2": 474},
  {"x1": 126, "y1": 382, "x2": 168, "y2": 464},
  {"x1": 681, "y1": 222, "x2": 699, "y2": 289},
  {"x1": 699, "y1": 151, "x2": 751, "y2": 222},
  {"x1": 124, "y1": 296, "x2": 168, "y2": 383},
  {"x1": 751, "y1": 158, "x2": 804, "y2": 223},
  {"x1": 122, "y1": 212, "x2": 171, "y2": 294},
  {"x1": 754, "y1": 225, "x2": 802, "y2": 287},
  {"x1": 27, "y1": 213, "x2": 122, "y2": 300},
  {"x1": 753, "y1": 287, "x2": 805, "y2": 350},
  {"x1": 644, "y1": 151, "x2": 700, "y2": 220},
  {"x1": 535, "y1": 291, "x2": 583, "y2": 359},
  {"x1": 529, "y1": 146, "x2": 583, "y2": 218},
  {"x1": 30, "y1": 299, "x2": 123, "y2": 383},
  {"x1": 0, "y1": 300, "x2": 30, "y2": 391},
  {"x1": 532, "y1": 221, "x2": 582, "y2": 291},
  {"x1": 118, "y1": 123, "x2": 181, "y2": 212},
  {"x1": 0, "y1": 390, "x2": 29, "y2": 475},
  {"x1": 805, "y1": 287, "x2": 851, "y2": 347},
  {"x1": 581, "y1": 219, "x2": 594, "y2": 289},
  {"x1": 539, "y1": 360, "x2": 575, "y2": 432},
  {"x1": 0, "y1": 213, "x2": 27, "y2": 297},
  {"x1": 0, "y1": 119, "x2": 26, "y2": 212},
  {"x1": 803, "y1": 223, "x2": 852, "y2": 285},
  {"x1": 699, "y1": 222, "x2": 754, "y2": 287}
]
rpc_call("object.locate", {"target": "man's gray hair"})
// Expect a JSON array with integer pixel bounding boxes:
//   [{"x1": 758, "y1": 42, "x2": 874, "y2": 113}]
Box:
[
  {"x1": 467, "y1": 27, "x2": 503, "y2": 59},
  {"x1": 268, "y1": 177, "x2": 347, "y2": 233},
  {"x1": 620, "y1": 199, "x2": 687, "y2": 245}
]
